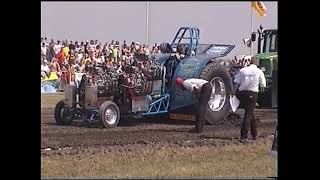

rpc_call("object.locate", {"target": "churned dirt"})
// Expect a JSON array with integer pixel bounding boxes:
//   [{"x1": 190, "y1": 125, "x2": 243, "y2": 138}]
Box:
[{"x1": 41, "y1": 107, "x2": 277, "y2": 156}]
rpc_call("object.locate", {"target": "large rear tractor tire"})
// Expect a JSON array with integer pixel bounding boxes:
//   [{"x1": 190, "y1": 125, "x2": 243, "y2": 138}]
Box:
[
  {"x1": 54, "y1": 100, "x2": 74, "y2": 125},
  {"x1": 100, "y1": 101, "x2": 120, "y2": 128},
  {"x1": 199, "y1": 62, "x2": 233, "y2": 125}
]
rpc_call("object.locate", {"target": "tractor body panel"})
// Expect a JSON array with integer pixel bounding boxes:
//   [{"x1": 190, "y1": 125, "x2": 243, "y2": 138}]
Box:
[
  {"x1": 254, "y1": 52, "x2": 278, "y2": 108},
  {"x1": 161, "y1": 44, "x2": 235, "y2": 111}
]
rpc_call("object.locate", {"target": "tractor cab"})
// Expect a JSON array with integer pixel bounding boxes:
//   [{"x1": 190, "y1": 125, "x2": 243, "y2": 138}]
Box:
[
  {"x1": 251, "y1": 26, "x2": 278, "y2": 108},
  {"x1": 257, "y1": 29, "x2": 277, "y2": 54}
]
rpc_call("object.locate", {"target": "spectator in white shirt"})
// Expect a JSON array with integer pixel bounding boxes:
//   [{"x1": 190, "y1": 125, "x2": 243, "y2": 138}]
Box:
[
  {"x1": 53, "y1": 40, "x2": 62, "y2": 56},
  {"x1": 41, "y1": 60, "x2": 50, "y2": 77},
  {"x1": 41, "y1": 43, "x2": 47, "y2": 63},
  {"x1": 233, "y1": 56, "x2": 266, "y2": 143}
]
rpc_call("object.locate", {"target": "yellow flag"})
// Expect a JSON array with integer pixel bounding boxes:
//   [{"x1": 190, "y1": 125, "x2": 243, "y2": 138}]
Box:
[{"x1": 252, "y1": 1, "x2": 267, "y2": 16}]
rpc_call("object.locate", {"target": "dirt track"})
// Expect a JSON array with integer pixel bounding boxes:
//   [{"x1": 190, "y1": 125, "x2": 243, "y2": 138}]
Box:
[{"x1": 41, "y1": 108, "x2": 277, "y2": 155}]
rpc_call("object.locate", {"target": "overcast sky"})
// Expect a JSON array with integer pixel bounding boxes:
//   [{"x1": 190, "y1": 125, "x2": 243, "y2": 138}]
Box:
[{"x1": 41, "y1": 1, "x2": 277, "y2": 58}]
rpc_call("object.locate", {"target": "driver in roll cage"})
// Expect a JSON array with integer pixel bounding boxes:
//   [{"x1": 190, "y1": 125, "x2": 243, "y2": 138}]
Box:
[
  {"x1": 164, "y1": 44, "x2": 186, "y2": 89},
  {"x1": 176, "y1": 77, "x2": 212, "y2": 133}
]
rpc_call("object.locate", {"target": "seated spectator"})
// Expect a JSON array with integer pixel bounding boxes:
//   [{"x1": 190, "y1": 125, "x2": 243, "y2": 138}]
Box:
[
  {"x1": 41, "y1": 60, "x2": 50, "y2": 78},
  {"x1": 50, "y1": 58, "x2": 61, "y2": 73},
  {"x1": 83, "y1": 53, "x2": 91, "y2": 65},
  {"x1": 78, "y1": 60, "x2": 86, "y2": 72},
  {"x1": 46, "y1": 66, "x2": 59, "y2": 81},
  {"x1": 98, "y1": 52, "x2": 105, "y2": 63},
  {"x1": 76, "y1": 50, "x2": 83, "y2": 64},
  {"x1": 92, "y1": 52, "x2": 102, "y2": 64}
]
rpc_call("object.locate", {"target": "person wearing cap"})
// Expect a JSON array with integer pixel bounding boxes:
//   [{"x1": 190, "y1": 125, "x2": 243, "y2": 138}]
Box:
[
  {"x1": 233, "y1": 56, "x2": 266, "y2": 143},
  {"x1": 176, "y1": 77, "x2": 212, "y2": 133}
]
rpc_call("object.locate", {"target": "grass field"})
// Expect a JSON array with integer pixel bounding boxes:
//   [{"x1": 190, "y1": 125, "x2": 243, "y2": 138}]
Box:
[
  {"x1": 41, "y1": 141, "x2": 277, "y2": 178},
  {"x1": 41, "y1": 93, "x2": 277, "y2": 178}
]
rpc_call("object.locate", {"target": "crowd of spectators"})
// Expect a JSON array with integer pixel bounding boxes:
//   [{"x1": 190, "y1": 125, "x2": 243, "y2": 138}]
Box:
[{"x1": 41, "y1": 37, "x2": 162, "y2": 80}]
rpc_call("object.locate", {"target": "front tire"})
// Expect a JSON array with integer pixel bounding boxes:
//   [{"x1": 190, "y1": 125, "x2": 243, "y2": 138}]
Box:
[
  {"x1": 199, "y1": 62, "x2": 233, "y2": 125},
  {"x1": 100, "y1": 101, "x2": 120, "y2": 128},
  {"x1": 54, "y1": 100, "x2": 74, "y2": 125}
]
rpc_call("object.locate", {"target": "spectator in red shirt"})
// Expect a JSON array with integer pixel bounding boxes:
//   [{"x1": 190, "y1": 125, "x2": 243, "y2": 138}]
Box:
[{"x1": 56, "y1": 48, "x2": 66, "y2": 66}]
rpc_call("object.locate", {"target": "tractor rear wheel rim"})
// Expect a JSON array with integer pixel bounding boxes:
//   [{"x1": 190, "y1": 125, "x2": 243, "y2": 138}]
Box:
[
  {"x1": 104, "y1": 105, "x2": 117, "y2": 124},
  {"x1": 208, "y1": 77, "x2": 227, "y2": 112}
]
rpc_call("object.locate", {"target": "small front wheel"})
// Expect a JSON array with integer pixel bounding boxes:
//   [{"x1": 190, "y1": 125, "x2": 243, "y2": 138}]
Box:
[
  {"x1": 100, "y1": 101, "x2": 120, "y2": 128},
  {"x1": 54, "y1": 100, "x2": 74, "y2": 125}
]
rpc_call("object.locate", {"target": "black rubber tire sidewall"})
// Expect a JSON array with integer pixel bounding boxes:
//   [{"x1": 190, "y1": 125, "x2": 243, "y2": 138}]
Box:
[
  {"x1": 54, "y1": 100, "x2": 73, "y2": 125},
  {"x1": 199, "y1": 62, "x2": 233, "y2": 125},
  {"x1": 54, "y1": 100, "x2": 65, "y2": 125}
]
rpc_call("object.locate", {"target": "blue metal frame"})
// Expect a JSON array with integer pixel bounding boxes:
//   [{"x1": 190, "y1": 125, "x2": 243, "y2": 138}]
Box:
[
  {"x1": 142, "y1": 94, "x2": 170, "y2": 115},
  {"x1": 148, "y1": 27, "x2": 236, "y2": 113},
  {"x1": 171, "y1": 27, "x2": 200, "y2": 56}
]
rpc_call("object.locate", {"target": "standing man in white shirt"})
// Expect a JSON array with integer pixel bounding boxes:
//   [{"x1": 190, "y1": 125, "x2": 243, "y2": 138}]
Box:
[
  {"x1": 41, "y1": 42, "x2": 47, "y2": 63},
  {"x1": 176, "y1": 77, "x2": 212, "y2": 133},
  {"x1": 233, "y1": 56, "x2": 266, "y2": 143}
]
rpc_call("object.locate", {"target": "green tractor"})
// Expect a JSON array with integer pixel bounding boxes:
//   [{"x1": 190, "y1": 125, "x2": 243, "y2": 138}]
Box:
[{"x1": 251, "y1": 25, "x2": 278, "y2": 108}]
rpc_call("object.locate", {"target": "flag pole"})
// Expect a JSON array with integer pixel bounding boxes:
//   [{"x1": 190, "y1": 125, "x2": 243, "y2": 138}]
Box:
[
  {"x1": 250, "y1": 2, "x2": 253, "y2": 56},
  {"x1": 146, "y1": 1, "x2": 150, "y2": 45}
]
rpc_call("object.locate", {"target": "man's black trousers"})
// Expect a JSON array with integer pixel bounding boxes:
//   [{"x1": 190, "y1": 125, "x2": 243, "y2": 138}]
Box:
[
  {"x1": 195, "y1": 83, "x2": 212, "y2": 131},
  {"x1": 237, "y1": 90, "x2": 258, "y2": 139}
]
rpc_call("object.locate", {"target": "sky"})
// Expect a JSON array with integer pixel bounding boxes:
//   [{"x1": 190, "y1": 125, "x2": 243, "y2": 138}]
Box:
[{"x1": 41, "y1": 1, "x2": 277, "y2": 58}]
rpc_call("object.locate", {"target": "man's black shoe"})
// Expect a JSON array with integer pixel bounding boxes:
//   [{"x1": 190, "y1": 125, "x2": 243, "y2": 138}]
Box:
[{"x1": 240, "y1": 138, "x2": 250, "y2": 144}]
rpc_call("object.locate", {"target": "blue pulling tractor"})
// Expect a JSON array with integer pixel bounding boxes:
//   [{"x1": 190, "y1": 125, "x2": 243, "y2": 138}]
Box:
[{"x1": 54, "y1": 27, "x2": 235, "y2": 127}]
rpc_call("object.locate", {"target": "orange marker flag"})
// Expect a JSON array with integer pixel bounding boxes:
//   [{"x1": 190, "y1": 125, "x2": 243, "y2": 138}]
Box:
[{"x1": 252, "y1": 1, "x2": 268, "y2": 16}]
